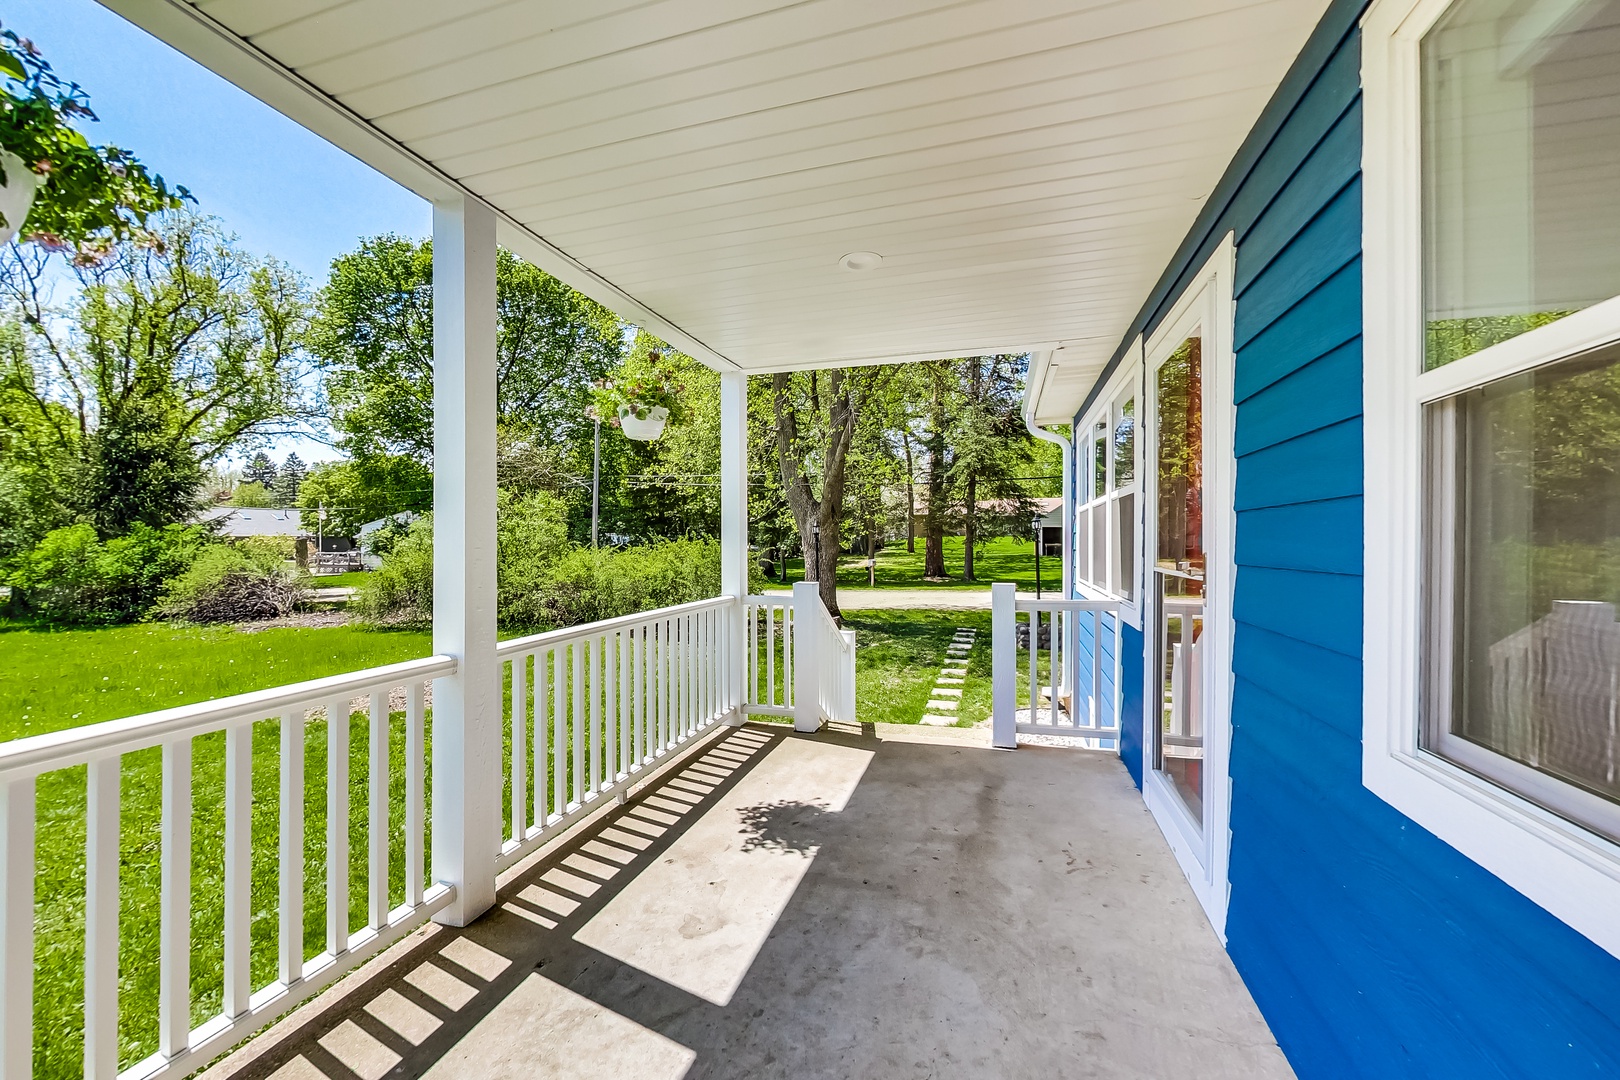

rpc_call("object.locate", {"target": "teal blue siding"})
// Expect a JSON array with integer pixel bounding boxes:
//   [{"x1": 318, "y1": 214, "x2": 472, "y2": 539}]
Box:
[{"x1": 1073, "y1": 1, "x2": 1620, "y2": 1074}]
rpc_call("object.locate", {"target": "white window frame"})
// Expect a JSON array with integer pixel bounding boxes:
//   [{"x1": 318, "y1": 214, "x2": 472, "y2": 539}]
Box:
[
  {"x1": 1073, "y1": 358, "x2": 1144, "y2": 629},
  {"x1": 1140, "y1": 235, "x2": 1238, "y2": 937},
  {"x1": 1363, "y1": 0, "x2": 1620, "y2": 960}
]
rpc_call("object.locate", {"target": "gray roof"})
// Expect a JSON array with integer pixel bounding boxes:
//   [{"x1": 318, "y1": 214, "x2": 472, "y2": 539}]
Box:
[{"x1": 199, "y1": 507, "x2": 308, "y2": 538}]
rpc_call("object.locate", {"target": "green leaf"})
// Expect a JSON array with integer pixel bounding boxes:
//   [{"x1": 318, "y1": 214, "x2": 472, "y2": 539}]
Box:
[{"x1": 0, "y1": 51, "x2": 26, "y2": 82}]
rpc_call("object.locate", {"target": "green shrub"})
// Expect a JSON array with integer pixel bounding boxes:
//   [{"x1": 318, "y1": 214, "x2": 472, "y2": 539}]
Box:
[
  {"x1": 8, "y1": 522, "x2": 207, "y2": 624},
  {"x1": 155, "y1": 544, "x2": 308, "y2": 623},
  {"x1": 352, "y1": 514, "x2": 434, "y2": 625}
]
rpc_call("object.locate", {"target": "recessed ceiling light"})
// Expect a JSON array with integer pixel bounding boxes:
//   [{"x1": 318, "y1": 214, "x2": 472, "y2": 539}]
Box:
[{"x1": 839, "y1": 251, "x2": 882, "y2": 271}]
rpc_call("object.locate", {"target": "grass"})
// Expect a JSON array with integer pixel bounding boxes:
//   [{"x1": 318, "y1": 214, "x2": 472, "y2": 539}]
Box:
[
  {"x1": 0, "y1": 621, "x2": 434, "y2": 1076},
  {"x1": 842, "y1": 609, "x2": 994, "y2": 727},
  {"x1": 767, "y1": 535, "x2": 1052, "y2": 591}
]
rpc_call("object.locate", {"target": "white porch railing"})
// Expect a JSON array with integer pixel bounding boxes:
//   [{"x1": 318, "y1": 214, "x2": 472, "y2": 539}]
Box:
[
  {"x1": 493, "y1": 595, "x2": 742, "y2": 872},
  {"x1": 990, "y1": 582, "x2": 1122, "y2": 749},
  {"x1": 0, "y1": 655, "x2": 455, "y2": 1080},
  {"x1": 0, "y1": 589, "x2": 862, "y2": 1080},
  {"x1": 745, "y1": 582, "x2": 855, "y2": 731}
]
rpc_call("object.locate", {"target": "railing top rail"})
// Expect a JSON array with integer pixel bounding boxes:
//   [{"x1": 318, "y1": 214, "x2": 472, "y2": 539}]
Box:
[
  {"x1": 494, "y1": 594, "x2": 737, "y2": 657},
  {"x1": 1013, "y1": 596, "x2": 1122, "y2": 612},
  {"x1": 0, "y1": 653, "x2": 456, "y2": 781},
  {"x1": 745, "y1": 593, "x2": 793, "y2": 605}
]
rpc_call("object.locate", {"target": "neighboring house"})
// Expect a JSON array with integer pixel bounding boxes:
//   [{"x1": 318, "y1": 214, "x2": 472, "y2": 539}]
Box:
[
  {"x1": 1018, "y1": 0, "x2": 1620, "y2": 1074},
  {"x1": 356, "y1": 511, "x2": 418, "y2": 568},
  {"x1": 197, "y1": 506, "x2": 306, "y2": 540}
]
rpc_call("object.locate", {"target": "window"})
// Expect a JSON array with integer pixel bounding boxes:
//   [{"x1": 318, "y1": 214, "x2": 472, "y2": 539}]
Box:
[
  {"x1": 1073, "y1": 368, "x2": 1141, "y2": 613},
  {"x1": 1365, "y1": 0, "x2": 1620, "y2": 960}
]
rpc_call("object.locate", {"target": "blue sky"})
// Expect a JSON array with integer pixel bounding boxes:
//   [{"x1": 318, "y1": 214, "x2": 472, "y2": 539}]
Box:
[{"x1": 7, "y1": 0, "x2": 432, "y2": 464}]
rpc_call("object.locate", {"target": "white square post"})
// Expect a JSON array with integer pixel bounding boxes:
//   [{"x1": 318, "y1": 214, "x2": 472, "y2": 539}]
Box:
[
  {"x1": 720, "y1": 371, "x2": 749, "y2": 724},
  {"x1": 792, "y1": 581, "x2": 823, "y2": 733},
  {"x1": 431, "y1": 196, "x2": 500, "y2": 926},
  {"x1": 992, "y1": 582, "x2": 1017, "y2": 749}
]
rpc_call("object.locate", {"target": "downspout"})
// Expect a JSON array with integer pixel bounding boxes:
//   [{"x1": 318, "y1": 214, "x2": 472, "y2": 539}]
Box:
[
  {"x1": 1021, "y1": 351, "x2": 1073, "y2": 599},
  {"x1": 1024, "y1": 350, "x2": 1076, "y2": 702}
]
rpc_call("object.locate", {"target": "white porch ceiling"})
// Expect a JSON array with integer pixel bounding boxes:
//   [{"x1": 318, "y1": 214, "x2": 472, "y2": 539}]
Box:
[{"x1": 105, "y1": 0, "x2": 1329, "y2": 419}]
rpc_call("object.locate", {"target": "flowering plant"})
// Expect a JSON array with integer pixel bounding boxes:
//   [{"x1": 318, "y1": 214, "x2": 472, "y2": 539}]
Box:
[
  {"x1": 0, "y1": 22, "x2": 189, "y2": 263},
  {"x1": 586, "y1": 349, "x2": 686, "y2": 428}
]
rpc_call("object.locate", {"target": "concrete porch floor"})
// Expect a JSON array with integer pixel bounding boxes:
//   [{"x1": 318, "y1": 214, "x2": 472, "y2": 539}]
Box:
[{"x1": 205, "y1": 723, "x2": 1294, "y2": 1080}]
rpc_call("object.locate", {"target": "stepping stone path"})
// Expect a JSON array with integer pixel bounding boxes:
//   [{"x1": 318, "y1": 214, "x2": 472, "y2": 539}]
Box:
[{"x1": 922, "y1": 628, "x2": 978, "y2": 726}]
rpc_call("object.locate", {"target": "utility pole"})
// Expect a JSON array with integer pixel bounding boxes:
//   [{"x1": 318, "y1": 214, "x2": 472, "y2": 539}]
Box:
[{"x1": 591, "y1": 417, "x2": 601, "y2": 548}]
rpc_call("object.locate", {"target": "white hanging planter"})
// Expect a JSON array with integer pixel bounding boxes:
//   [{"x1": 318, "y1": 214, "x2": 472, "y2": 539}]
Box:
[
  {"x1": 617, "y1": 405, "x2": 669, "y2": 441},
  {"x1": 0, "y1": 150, "x2": 42, "y2": 247}
]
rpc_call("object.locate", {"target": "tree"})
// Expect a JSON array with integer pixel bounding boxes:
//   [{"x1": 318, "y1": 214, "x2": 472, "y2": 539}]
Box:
[
  {"x1": 0, "y1": 23, "x2": 188, "y2": 257},
  {"x1": 0, "y1": 213, "x2": 309, "y2": 538},
  {"x1": 311, "y1": 237, "x2": 624, "y2": 466},
  {"x1": 297, "y1": 455, "x2": 432, "y2": 537},
  {"x1": 243, "y1": 450, "x2": 277, "y2": 489},
  {"x1": 275, "y1": 452, "x2": 306, "y2": 505},
  {"x1": 769, "y1": 367, "x2": 889, "y2": 616},
  {"x1": 227, "y1": 480, "x2": 274, "y2": 508},
  {"x1": 951, "y1": 354, "x2": 1035, "y2": 580}
]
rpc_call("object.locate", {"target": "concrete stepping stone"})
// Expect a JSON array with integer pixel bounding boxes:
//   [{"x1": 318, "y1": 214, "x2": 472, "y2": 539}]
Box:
[
  {"x1": 931, "y1": 687, "x2": 963, "y2": 698},
  {"x1": 920, "y1": 714, "x2": 957, "y2": 726},
  {"x1": 926, "y1": 699, "x2": 959, "y2": 711},
  {"x1": 936, "y1": 677, "x2": 965, "y2": 685}
]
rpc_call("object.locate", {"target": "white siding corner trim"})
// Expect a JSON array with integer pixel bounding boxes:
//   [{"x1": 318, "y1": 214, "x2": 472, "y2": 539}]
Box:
[{"x1": 1361, "y1": 0, "x2": 1620, "y2": 961}]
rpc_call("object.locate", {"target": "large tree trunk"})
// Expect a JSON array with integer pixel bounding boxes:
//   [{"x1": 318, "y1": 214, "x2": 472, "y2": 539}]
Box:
[
  {"x1": 923, "y1": 425, "x2": 947, "y2": 579},
  {"x1": 963, "y1": 473, "x2": 977, "y2": 581},
  {"x1": 773, "y1": 371, "x2": 858, "y2": 618},
  {"x1": 902, "y1": 433, "x2": 916, "y2": 553}
]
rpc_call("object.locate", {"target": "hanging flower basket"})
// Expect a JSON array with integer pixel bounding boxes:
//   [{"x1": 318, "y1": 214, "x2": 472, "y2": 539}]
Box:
[
  {"x1": 617, "y1": 404, "x2": 669, "y2": 441},
  {"x1": 0, "y1": 149, "x2": 42, "y2": 247},
  {"x1": 588, "y1": 349, "x2": 686, "y2": 443}
]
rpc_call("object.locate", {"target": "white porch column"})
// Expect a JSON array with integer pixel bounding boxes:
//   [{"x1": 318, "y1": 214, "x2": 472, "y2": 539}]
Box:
[
  {"x1": 431, "y1": 196, "x2": 500, "y2": 927},
  {"x1": 720, "y1": 371, "x2": 749, "y2": 723}
]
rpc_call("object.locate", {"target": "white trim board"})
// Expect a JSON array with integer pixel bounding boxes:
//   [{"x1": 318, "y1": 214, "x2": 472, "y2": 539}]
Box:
[
  {"x1": 1140, "y1": 234, "x2": 1238, "y2": 939},
  {"x1": 1361, "y1": 0, "x2": 1620, "y2": 961}
]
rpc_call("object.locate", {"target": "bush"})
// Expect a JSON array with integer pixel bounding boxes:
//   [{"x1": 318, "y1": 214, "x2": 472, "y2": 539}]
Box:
[
  {"x1": 155, "y1": 543, "x2": 308, "y2": 623},
  {"x1": 353, "y1": 491, "x2": 758, "y2": 632},
  {"x1": 352, "y1": 514, "x2": 434, "y2": 625},
  {"x1": 8, "y1": 522, "x2": 207, "y2": 624}
]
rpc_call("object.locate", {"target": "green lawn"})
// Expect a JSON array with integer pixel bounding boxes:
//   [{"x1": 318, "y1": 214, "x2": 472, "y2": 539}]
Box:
[
  {"x1": 0, "y1": 621, "x2": 434, "y2": 1076},
  {"x1": 842, "y1": 609, "x2": 993, "y2": 727},
  {"x1": 767, "y1": 535, "x2": 1053, "y2": 591}
]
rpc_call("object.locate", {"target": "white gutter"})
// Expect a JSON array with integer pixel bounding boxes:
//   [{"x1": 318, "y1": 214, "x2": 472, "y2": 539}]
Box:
[{"x1": 1022, "y1": 350, "x2": 1073, "y2": 598}]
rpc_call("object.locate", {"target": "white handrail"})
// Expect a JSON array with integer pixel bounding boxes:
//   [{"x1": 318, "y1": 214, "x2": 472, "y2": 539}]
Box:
[
  {"x1": 992, "y1": 582, "x2": 1122, "y2": 748},
  {"x1": 0, "y1": 655, "x2": 457, "y2": 781}
]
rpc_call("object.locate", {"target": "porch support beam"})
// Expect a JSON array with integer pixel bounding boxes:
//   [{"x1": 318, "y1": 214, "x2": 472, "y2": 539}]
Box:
[
  {"x1": 720, "y1": 371, "x2": 749, "y2": 723},
  {"x1": 431, "y1": 195, "x2": 500, "y2": 927}
]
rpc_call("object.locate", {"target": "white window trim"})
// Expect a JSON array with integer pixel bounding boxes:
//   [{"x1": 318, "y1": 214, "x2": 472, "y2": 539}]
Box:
[
  {"x1": 1073, "y1": 356, "x2": 1145, "y2": 629},
  {"x1": 1140, "y1": 235, "x2": 1238, "y2": 938},
  {"x1": 1363, "y1": 0, "x2": 1620, "y2": 960}
]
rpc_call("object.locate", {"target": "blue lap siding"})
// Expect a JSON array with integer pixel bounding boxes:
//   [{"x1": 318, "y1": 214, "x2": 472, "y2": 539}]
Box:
[{"x1": 1073, "y1": 1, "x2": 1620, "y2": 1074}]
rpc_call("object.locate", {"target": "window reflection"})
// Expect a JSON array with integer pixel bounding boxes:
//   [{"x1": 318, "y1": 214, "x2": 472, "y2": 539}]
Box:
[{"x1": 1155, "y1": 334, "x2": 1205, "y2": 822}]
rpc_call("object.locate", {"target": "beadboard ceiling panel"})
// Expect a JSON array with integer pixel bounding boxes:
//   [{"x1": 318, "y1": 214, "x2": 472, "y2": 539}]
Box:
[{"x1": 108, "y1": 0, "x2": 1330, "y2": 412}]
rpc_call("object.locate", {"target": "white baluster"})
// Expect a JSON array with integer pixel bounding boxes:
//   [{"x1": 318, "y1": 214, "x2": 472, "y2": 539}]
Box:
[
  {"x1": 511, "y1": 657, "x2": 526, "y2": 844},
  {"x1": 160, "y1": 738, "x2": 192, "y2": 1058},
  {"x1": 553, "y1": 647, "x2": 566, "y2": 819},
  {"x1": 0, "y1": 776, "x2": 35, "y2": 1080},
  {"x1": 405, "y1": 687, "x2": 424, "y2": 908},
  {"x1": 280, "y1": 710, "x2": 304, "y2": 981},
  {"x1": 571, "y1": 642, "x2": 585, "y2": 809},
  {"x1": 225, "y1": 723, "x2": 252, "y2": 1016},
  {"x1": 369, "y1": 691, "x2": 389, "y2": 929},
  {"x1": 326, "y1": 696, "x2": 349, "y2": 957},
  {"x1": 533, "y1": 652, "x2": 548, "y2": 831},
  {"x1": 85, "y1": 758, "x2": 119, "y2": 1078}
]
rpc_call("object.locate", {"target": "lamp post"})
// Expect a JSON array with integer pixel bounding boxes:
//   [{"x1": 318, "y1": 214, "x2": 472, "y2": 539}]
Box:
[
  {"x1": 1033, "y1": 512, "x2": 1043, "y2": 599},
  {"x1": 811, "y1": 520, "x2": 821, "y2": 583}
]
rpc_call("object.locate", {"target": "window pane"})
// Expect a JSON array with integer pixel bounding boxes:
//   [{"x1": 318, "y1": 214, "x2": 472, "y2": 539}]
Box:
[
  {"x1": 1434, "y1": 339, "x2": 1620, "y2": 832},
  {"x1": 1094, "y1": 420, "x2": 1108, "y2": 498},
  {"x1": 1422, "y1": 0, "x2": 1620, "y2": 369},
  {"x1": 1075, "y1": 507, "x2": 1091, "y2": 586},
  {"x1": 1114, "y1": 491, "x2": 1136, "y2": 602},
  {"x1": 1114, "y1": 398, "x2": 1136, "y2": 488},
  {"x1": 1154, "y1": 333, "x2": 1205, "y2": 821}
]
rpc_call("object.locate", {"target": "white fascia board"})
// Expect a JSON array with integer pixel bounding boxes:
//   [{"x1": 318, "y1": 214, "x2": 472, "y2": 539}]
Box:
[
  {"x1": 739, "y1": 342, "x2": 1063, "y2": 375},
  {"x1": 96, "y1": 0, "x2": 741, "y2": 373}
]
